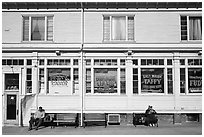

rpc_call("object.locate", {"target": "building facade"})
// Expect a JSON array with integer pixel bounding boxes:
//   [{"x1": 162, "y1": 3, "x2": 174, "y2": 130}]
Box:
[{"x1": 2, "y1": 2, "x2": 202, "y2": 126}]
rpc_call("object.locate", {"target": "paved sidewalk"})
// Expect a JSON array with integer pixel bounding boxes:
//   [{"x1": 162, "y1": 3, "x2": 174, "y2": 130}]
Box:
[{"x1": 2, "y1": 122, "x2": 202, "y2": 135}]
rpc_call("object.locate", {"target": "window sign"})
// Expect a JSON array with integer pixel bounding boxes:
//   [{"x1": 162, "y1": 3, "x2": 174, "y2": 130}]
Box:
[
  {"x1": 188, "y1": 68, "x2": 202, "y2": 93},
  {"x1": 141, "y1": 68, "x2": 164, "y2": 93},
  {"x1": 48, "y1": 68, "x2": 71, "y2": 94},
  {"x1": 94, "y1": 68, "x2": 117, "y2": 93}
]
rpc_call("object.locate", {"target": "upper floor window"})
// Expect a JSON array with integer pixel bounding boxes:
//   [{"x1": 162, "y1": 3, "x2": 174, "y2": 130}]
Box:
[
  {"x1": 103, "y1": 15, "x2": 134, "y2": 41},
  {"x1": 23, "y1": 16, "x2": 53, "y2": 41},
  {"x1": 181, "y1": 16, "x2": 202, "y2": 41}
]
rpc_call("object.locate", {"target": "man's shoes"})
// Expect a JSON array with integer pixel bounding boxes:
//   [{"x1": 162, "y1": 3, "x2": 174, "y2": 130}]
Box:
[
  {"x1": 35, "y1": 128, "x2": 38, "y2": 130},
  {"x1": 28, "y1": 128, "x2": 32, "y2": 131}
]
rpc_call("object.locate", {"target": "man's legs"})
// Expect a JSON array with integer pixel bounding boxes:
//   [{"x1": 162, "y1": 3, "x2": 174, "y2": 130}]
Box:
[
  {"x1": 35, "y1": 118, "x2": 43, "y2": 130},
  {"x1": 28, "y1": 117, "x2": 36, "y2": 130}
]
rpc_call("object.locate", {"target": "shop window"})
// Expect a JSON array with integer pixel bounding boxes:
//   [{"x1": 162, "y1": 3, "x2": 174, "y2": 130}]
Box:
[
  {"x1": 120, "y1": 68, "x2": 126, "y2": 94},
  {"x1": 132, "y1": 59, "x2": 138, "y2": 66},
  {"x1": 47, "y1": 68, "x2": 71, "y2": 94},
  {"x1": 47, "y1": 59, "x2": 71, "y2": 65},
  {"x1": 94, "y1": 59, "x2": 117, "y2": 66},
  {"x1": 73, "y1": 59, "x2": 78, "y2": 65},
  {"x1": 120, "y1": 59, "x2": 126, "y2": 66},
  {"x1": 27, "y1": 59, "x2": 32, "y2": 65},
  {"x1": 23, "y1": 16, "x2": 53, "y2": 41},
  {"x1": 167, "y1": 68, "x2": 173, "y2": 94},
  {"x1": 39, "y1": 59, "x2": 44, "y2": 65},
  {"x1": 141, "y1": 68, "x2": 164, "y2": 94},
  {"x1": 94, "y1": 68, "x2": 117, "y2": 94},
  {"x1": 181, "y1": 16, "x2": 202, "y2": 41},
  {"x1": 141, "y1": 59, "x2": 164, "y2": 65},
  {"x1": 167, "y1": 59, "x2": 173, "y2": 65},
  {"x1": 180, "y1": 68, "x2": 186, "y2": 93},
  {"x1": 5, "y1": 74, "x2": 19, "y2": 90},
  {"x1": 133, "y1": 68, "x2": 138, "y2": 94},
  {"x1": 85, "y1": 69, "x2": 91, "y2": 93},
  {"x1": 26, "y1": 68, "x2": 32, "y2": 93},
  {"x1": 188, "y1": 59, "x2": 202, "y2": 66},
  {"x1": 85, "y1": 59, "x2": 91, "y2": 66},
  {"x1": 2, "y1": 59, "x2": 24, "y2": 66},
  {"x1": 180, "y1": 59, "x2": 185, "y2": 65},
  {"x1": 188, "y1": 68, "x2": 202, "y2": 93},
  {"x1": 103, "y1": 15, "x2": 134, "y2": 41},
  {"x1": 39, "y1": 68, "x2": 44, "y2": 93},
  {"x1": 73, "y1": 68, "x2": 79, "y2": 94}
]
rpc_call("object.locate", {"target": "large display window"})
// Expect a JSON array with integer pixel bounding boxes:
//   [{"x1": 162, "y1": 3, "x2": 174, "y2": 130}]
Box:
[
  {"x1": 47, "y1": 68, "x2": 71, "y2": 94},
  {"x1": 94, "y1": 68, "x2": 117, "y2": 93},
  {"x1": 188, "y1": 68, "x2": 202, "y2": 93},
  {"x1": 141, "y1": 68, "x2": 164, "y2": 93}
]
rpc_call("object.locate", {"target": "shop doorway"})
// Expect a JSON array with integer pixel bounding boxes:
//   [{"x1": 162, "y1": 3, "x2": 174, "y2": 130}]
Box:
[{"x1": 4, "y1": 74, "x2": 19, "y2": 125}]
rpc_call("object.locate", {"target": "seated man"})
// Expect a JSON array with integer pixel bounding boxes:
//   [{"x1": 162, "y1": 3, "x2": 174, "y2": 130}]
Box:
[
  {"x1": 28, "y1": 106, "x2": 45, "y2": 131},
  {"x1": 145, "y1": 105, "x2": 157, "y2": 126}
]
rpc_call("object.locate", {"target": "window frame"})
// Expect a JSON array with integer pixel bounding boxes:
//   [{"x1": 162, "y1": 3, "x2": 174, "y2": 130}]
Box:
[
  {"x1": 103, "y1": 15, "x2": 135, "y2": 42},
  {"x1": 180, "y1": 15, "x2": 202, "y2": 42},
  {"x1": 22, "y1": 15, "x2": 54, "y2": 42}
]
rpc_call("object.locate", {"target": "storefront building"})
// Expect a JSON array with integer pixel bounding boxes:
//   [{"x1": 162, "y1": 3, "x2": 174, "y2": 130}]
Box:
[{"x1": 2, "y1": 2, "x2": 202, "y2": 126}]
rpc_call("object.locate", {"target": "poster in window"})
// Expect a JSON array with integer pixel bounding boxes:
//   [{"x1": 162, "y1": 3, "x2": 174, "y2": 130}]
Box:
[
  {"x1": 141, "y1": 68, "x2": 164, "y2": 93},
  {"x1": 94, "y1": 68, "x2": 117, "y2": 93},
  {"x1": 48, "y1": 68, "x2": 71, "y2": 94},
  {"x1": 188, "y1": 68, "x2": 202, "y2": 93}
]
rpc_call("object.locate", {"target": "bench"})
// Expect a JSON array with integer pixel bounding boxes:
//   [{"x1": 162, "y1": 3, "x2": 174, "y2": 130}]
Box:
[
  {"x1": 83, "y1": 113, "x2": 107, "y2": 128},
  {"x1": 133, "y1": 113, "x2": 158, "y2": 127},
  {"x1": 53, "y1": 113, "x2": 79, "y2": 128}
]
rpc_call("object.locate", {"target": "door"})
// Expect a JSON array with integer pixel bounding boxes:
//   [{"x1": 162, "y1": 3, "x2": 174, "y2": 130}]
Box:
[
  {"x1": 4, "y1": 92, "x2": 19, "y2": 125},
  {"x1": 4, "y1": 73, "x2": 19, "y2": 125}
]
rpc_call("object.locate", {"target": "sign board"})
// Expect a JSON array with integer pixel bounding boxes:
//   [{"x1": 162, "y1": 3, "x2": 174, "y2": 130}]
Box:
[
  {"x1": 94, "y1": 68, "x2": 117, "y2": 93},
  {"x1": 48, "y1": 68, "x2": 71, "y2": 94},
  {"x1": 188, "y1": 68, "x2": 202, "y2": 93},
  {"x1": 141, "y1": 68, "x2": 164, "y2": 93}
]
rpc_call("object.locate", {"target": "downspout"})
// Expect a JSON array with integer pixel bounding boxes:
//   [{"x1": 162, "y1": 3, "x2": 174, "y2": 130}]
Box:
[{"x1": 80, "y1": 2, "x2": 84, "y2": 127}]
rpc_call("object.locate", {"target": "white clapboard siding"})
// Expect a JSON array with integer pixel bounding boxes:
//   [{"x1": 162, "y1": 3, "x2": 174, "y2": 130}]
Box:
[
  {"x1": 130, "y1": 96, "x2": 175, "y2": 112},
  {"x1": 180, "y1": 95, "x2": 202, "y2": 111},
  {"x1": 84, "y1": 12, "x2": 103, "y2": 43},
  {"x1": 54, "y1": 12, "x2": 81, "y2": 43},
  {"x1": 38, "y1": 95, "x2": 81, "y2": 111},
  {"x1": 2, "y1": 12, "x2": 22, "y2": 43},
  {"x1": 84, "y1": 96, "x2": 128, "y2": 110},
  {"x1": 135, "y1": 13, "x2": 180, "y2": 43}
]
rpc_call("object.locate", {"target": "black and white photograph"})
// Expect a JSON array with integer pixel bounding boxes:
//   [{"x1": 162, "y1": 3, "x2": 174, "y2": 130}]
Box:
[{"x1": 1, "y1": 1, "x2": 202, "y2": 135}]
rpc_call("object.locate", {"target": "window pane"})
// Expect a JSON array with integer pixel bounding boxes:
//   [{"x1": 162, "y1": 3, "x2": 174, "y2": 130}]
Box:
[
  {"x1": 189, "y1": 17, "x2": 202, "y2": 40},
  {"x1": 103, "y1": 16, "x2": 110, "y2": 41},
  {"x1": 94, "y1": 68, "x2": 117, "y2": 93},
  {"x1": 141, "y1": 68, "x2": 164, "y2": 93},
  {"x1": 23, "y1": 17, "x2": 29, "y2": 41},
  {"x1": 47, "y1": 16, "x2": 53, "y2": 41},
  {"x1": 128, "y1": 16, "x2": 134, "y2": 40},
  {"x1": 188, "y1": 68, "x2": 202, "y2": 93},
  {"x1": 112, "y1": 16, "x2": 126, "y2": 40},
  {"x1": 31, "y1": 17, "x2": 45, "y2": 41},
  {"x1": 180, "y1": 68, "x2": 185, "y2": 93}
]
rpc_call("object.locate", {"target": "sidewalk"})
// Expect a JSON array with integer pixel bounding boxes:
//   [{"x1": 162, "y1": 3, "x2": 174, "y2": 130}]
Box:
[{"x1": 2, "y1": 122, "x2": 202, "y2": 135}]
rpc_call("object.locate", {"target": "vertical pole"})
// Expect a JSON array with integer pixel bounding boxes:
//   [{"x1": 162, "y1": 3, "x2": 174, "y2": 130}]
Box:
[{"x1": 80, "y1": 3, "x2": 84, "y2": 127}]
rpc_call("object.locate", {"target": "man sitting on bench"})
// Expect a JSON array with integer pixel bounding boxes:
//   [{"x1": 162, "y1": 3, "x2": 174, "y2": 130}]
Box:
[{"x1": 28, "y1": 106, "x2": 45, "y2": 131}]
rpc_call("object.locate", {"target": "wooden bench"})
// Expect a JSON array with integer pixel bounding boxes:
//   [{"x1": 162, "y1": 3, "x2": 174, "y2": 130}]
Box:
[
  {"x1": 53, "y1": 113, "x2": 79, "y2": 128},
  {"x1": 83, "y1": 113, "x2": 107, "y2": 128},
  {"x1": 133, "y1": 113, "x2": 158, "y2": 127}
]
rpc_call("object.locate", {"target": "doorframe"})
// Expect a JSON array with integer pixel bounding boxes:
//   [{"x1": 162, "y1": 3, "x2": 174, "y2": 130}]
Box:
[{"x1": 2, "y1": 72, "x2": 22, "y2": 126}]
